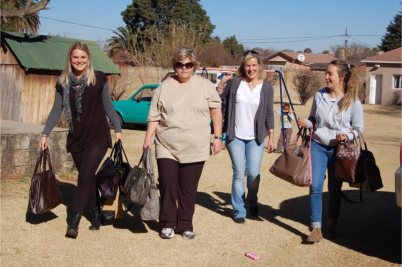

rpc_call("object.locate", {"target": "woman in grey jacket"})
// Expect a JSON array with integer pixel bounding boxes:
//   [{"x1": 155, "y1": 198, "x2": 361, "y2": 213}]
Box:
[
  {"x1": 217, "y1": 50, "x2": 275, "y2": 224},
  {"x1": 298, "y1": 60, "x2": 364, "y2": 243}
]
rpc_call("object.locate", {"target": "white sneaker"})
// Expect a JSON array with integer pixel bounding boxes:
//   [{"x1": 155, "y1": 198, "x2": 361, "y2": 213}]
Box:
[
  {"x1": 182, "y1": 231, "x2": 195, "y2": 240},
  {"x1": 160, "y1": 228, "x2": 175, "y2": 239}
]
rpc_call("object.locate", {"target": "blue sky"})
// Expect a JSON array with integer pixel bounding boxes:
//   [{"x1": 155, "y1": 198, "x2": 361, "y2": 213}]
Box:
[{"x1": 37, "y1": 0, "x2": 400, "y2": 53}]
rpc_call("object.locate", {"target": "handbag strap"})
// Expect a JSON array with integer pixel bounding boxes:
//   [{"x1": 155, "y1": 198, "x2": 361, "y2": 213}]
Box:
[
  {"x1": 45, "y1": 148, "x2": 54, "y2": 174},
  {"x1": 341, "y1": 183, "x2": 363, "y2": 204},
  {"x1": 33, "y1": 149, "x2": 44, "y2": 175},
  {"x1": 352, "y1": 128, "x2": 367, "y2": 151}
]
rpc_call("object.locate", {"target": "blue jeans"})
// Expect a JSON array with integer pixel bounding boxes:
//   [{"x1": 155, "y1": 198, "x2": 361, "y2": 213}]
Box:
[
  {"x1": 226, "y1": 137, "x2": 265, "y2": 219},
  {"x1": 310, "y1": 140, "x2": 342, "y2": 229}
]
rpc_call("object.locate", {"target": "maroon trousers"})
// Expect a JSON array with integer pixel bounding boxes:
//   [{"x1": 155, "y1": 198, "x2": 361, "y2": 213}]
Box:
[
  {"x1": 157, "y1": 158, "x2": 205, "y2": 234},
  {"x1": 276, "y1": 128, "x2": 293, "y2": 151}
]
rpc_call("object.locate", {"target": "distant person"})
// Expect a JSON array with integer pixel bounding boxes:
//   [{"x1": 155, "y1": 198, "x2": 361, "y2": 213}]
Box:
[
  {"x1": 39, "y1": 42, "x2": 123, "y2": 238},
  {"x1": 216, "y1": 50, "x2": 275, "y2": 224},
  {"x1": 144, "y1": 47, "x2": 222, "y2": 240},
  {"x1": 273, "y1": 103, "x2": 295, "y2": 153},
  {"x1": 298, "y1": 60, "x2": 364, "y2": 243}
]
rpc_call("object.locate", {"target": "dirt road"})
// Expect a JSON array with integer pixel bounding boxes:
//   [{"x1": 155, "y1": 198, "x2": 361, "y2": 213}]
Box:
[{"x1": 1, "y1": 103, "x2": 401, "y2": 266}]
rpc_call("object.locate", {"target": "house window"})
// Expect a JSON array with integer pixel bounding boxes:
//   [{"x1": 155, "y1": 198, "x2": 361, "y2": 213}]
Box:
[{"x1": 394, "y1": 75, "x2": 402, "y2": 89}]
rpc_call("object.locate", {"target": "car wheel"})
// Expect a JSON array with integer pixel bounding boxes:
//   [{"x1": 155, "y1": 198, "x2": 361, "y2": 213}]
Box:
[{"x1": 108, "y1": 114, "x2": 123, "y2": 129}]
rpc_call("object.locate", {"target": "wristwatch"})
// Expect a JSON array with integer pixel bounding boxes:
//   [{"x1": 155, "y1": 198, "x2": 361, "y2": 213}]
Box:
[{"x1": 214, "y1": 136, "x2": 223, "y2": 140}]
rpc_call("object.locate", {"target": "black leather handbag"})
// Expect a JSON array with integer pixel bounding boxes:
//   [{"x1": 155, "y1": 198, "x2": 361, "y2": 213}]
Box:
[
  {"x1": 28, "y1": 149, "x2": 63, "y2": 214},
  {"x1": 341, "y1": 128, "x2": 383, "y2": 203},
  {"x1": 96, "y1": 140, "x2": 131, "y2": 201}
]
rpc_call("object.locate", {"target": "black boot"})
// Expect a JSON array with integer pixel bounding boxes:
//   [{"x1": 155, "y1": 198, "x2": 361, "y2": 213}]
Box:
[
  {"x1": 66, "y1": 212, "x2": 81, "y2": 238},
  {"x1": 89, "y1": 207, "x2": 101, "y2": 230}
]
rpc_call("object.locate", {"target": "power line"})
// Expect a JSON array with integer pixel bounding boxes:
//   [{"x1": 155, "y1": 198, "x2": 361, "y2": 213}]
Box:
[
  {"x1": 240, "y1": 36, "x2": 342, "y2": 44},
  {"x1": 238, "y1": 35, "x2": 342, "y2": 41},
  {"x1": 39, "y1": 16, "x2": 116, "y2": 32},
  {"x1": 349, "y1": 36, "x2": 372, "y2": 47},
  {"x1": 39, "y1": 15, "x2": 382, "y2": 47}
]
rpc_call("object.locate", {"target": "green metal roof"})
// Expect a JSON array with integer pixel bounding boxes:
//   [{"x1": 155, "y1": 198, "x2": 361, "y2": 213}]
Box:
[{"x1": 1, "y1": 31, "x2": 121, "y2": 74}]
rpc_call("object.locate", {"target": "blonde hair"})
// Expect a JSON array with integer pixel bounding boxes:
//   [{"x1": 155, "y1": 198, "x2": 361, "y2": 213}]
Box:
[
  {"x1": 171, "y1": 47, "x2": 200, "y2": 75},
  {"x1": 59, "y1": 42, "x2": 96, "y2": 87},
  {"x1": 237, "y1": 53, "x2": 267, "y2": 81},
  {"x1": 330, "y1": 60, "x2": 364, "y2": 112}
]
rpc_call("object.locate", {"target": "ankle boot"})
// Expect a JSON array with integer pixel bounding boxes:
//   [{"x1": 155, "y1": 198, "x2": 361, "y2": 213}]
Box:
[
  {"x1": 306, "y1": 228, "x2": 322, "y2": 244},
  {"x1": 89, "y1": 206, "x2": 101, "y2": 230},
  {"x1": 66, "y1": 212, "x2": 81, "y2": 238}
]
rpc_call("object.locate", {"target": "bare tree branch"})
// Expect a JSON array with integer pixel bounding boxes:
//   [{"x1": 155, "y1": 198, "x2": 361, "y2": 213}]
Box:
[{"x1": 1, "y1": 0, "x2": 50, "y2": 19}]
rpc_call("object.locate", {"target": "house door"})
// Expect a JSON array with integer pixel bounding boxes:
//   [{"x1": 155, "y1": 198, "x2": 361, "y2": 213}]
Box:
[
  {"x1": 374, "y1": 75, "x2": 382, "y2": 104},
  {"x1": 369, "y1": 75, "x2": 383, "y2": 104}
]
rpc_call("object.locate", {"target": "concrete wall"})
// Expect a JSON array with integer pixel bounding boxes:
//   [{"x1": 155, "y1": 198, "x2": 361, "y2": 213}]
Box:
[{"x1": 1, "y1": 131, "x2": 74, "y2": 179}]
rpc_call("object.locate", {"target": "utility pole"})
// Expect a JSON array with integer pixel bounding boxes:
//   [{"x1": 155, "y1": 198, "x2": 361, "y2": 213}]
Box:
[{"x1": 344, "y1": 27, "x2": 348, "y2": 62}]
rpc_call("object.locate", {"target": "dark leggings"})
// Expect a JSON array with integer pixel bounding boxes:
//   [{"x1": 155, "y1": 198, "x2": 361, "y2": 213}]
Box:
[
  {"x1": 157, "y1": 158, "x2": 205, "y2": 234},
  {"x1": 71, "y1": 146, "x2": 107, "y2": 215}
]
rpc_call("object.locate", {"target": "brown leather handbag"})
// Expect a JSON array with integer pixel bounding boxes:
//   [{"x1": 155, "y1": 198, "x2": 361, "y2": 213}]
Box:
[
  {"x1": 269, "y1": 127, "x2": 312, "y2": 187},
  {"x1": 335, "y1": 133, "x2": 360, "y2": 183},
  {"x1": 28, "y1": 149, "x2": 63, "y2": 215}
]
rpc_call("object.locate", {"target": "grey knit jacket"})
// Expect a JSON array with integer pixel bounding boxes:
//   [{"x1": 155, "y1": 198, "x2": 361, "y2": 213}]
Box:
[{"x1": 219, "y1": 76, "x2": 274, "y2": 145}]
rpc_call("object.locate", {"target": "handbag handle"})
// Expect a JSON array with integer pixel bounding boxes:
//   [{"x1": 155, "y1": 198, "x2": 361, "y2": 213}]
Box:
[
  {"x1": 352, "y1": 128, "x2": 367, "y2": 151},
  {"x1": 33, "y1": 148, "x2": 54, "y2": 175},
  {"x1": 33, "y1": 149, "x2": 44, "y2": 175},
  {"x1": 45, "y1": 149, "x2": 54, "y2": 174}
]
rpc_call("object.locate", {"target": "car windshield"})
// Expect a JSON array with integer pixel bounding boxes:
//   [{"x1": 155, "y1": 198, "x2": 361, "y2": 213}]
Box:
[{"x1": 133, "y1": 87, "x2": 154, "y2": 101}]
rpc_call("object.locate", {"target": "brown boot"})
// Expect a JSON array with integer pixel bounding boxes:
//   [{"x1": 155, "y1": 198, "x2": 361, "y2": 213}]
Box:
[
  {"x1": 326, "y1": 222, "x2": 337, "y2": 239},
  {"x1": 306, "y1": 228, "x2": 322, "y2": 244}
]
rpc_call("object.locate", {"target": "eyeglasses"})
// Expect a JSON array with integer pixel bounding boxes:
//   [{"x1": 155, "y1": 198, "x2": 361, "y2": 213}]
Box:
[
  {"x1": 243, "y1": 50, "x2": 259, "y2": 57},
  {"x1": 175, "y1": 62, "x2": 194, "y2": 69}
]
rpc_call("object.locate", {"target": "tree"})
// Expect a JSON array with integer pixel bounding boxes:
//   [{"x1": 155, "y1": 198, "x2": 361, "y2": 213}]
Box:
[
  {"x1": 291, "y1": 68, "x2": 321, "y2": 105},
  {"x1": 252, "y1": 47, "x2": 279, "y2": 62},
  {"x1": 107, "y1": 26, "x2": 137, "y2": 61},
  {"x1": 322, "y1": 50, "x2": 330, "y2": 54},
  {"x1": 121, "y1": 0, "x2": 215, "y2": 45},
  {"x1": 0, "y1": 0, "x2": 50, "y2": 33},
  {"x1": 304, "y1": 48, "x2": 312, "y2": 53},
  {"x1": 281, "y1": 49, "x2": 294, "y2": 52},
  {"x1": 378, "y1": 13, "x2": 402, "y2": 52},
  {"x1": 222, "y1": 35, "x2": 244, "y2": 62},
  {"x1": 198, "y1": 39, "x2": 234, "y2": 67},
  {"x1": 330, "y1": 43, "x2": 378, "y2": 61}
]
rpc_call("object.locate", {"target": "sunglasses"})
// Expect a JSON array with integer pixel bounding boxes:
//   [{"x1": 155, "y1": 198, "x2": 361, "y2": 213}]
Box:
[
  {"x1": 243, "y1": 50, "x2": 259, "y2": 57},
  {"x1": 175, "y1": 62, "x2": 194, "y2": 69}
]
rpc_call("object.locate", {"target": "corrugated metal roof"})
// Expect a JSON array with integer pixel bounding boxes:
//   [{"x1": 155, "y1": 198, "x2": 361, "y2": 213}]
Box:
[{"x1": 2, "y1": 31, "x2": 121, "y2": 74}]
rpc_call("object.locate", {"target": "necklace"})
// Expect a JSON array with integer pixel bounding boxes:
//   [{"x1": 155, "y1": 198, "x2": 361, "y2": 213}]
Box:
[{"x1": 247, "y1": 82, "x2": 256, "y2": 93}]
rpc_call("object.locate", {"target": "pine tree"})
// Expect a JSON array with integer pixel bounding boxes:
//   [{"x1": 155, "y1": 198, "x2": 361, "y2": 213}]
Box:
[{"x1": 378, "y1": 13, "x2": 402, "y2": 52}]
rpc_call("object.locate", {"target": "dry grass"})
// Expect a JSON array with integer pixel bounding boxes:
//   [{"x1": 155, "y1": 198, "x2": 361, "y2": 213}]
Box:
[{"x1": 1, "y1": 102, "x2": 401, "y2": 266}]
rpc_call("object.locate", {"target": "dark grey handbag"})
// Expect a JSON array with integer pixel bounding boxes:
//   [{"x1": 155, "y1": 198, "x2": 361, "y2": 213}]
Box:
[{"x1": 123, "y1": 148, "x2": 152, "y2": 205}]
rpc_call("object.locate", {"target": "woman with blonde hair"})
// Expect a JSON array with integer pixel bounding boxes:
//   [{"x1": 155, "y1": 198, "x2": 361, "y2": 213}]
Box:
[
  {"x1": 144, "y1": 46, "x2": 222, "y2": 239},
  {"x1": 40, "y1": 42, "x2": 123, "y2": 238},
  {"x1": 298, "y1": 60, "x2": 364, "y2": 243},
  {"x1": 217, "y1": 50, "x2": 275, "y2": 224}
]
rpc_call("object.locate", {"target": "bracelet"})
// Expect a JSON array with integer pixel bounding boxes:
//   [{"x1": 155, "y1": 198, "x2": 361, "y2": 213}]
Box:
[
  {"x1": 42, "y1": 134, "x2": 47, "y2": 137},
  {"x1": 214, "y1": 136, "x2": 223, "y2": 140},
  {"x1": 217, "y1": 85, "x2": 224, "y2": 89}
]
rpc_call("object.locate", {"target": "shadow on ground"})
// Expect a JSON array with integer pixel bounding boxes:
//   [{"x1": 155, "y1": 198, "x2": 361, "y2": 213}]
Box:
[
  {"x1": 26, "y1": 179, "x2": 160, "y2": 234},
  {"x1": 197, "y1": 190, "x2": 401, "y2": 264}
]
